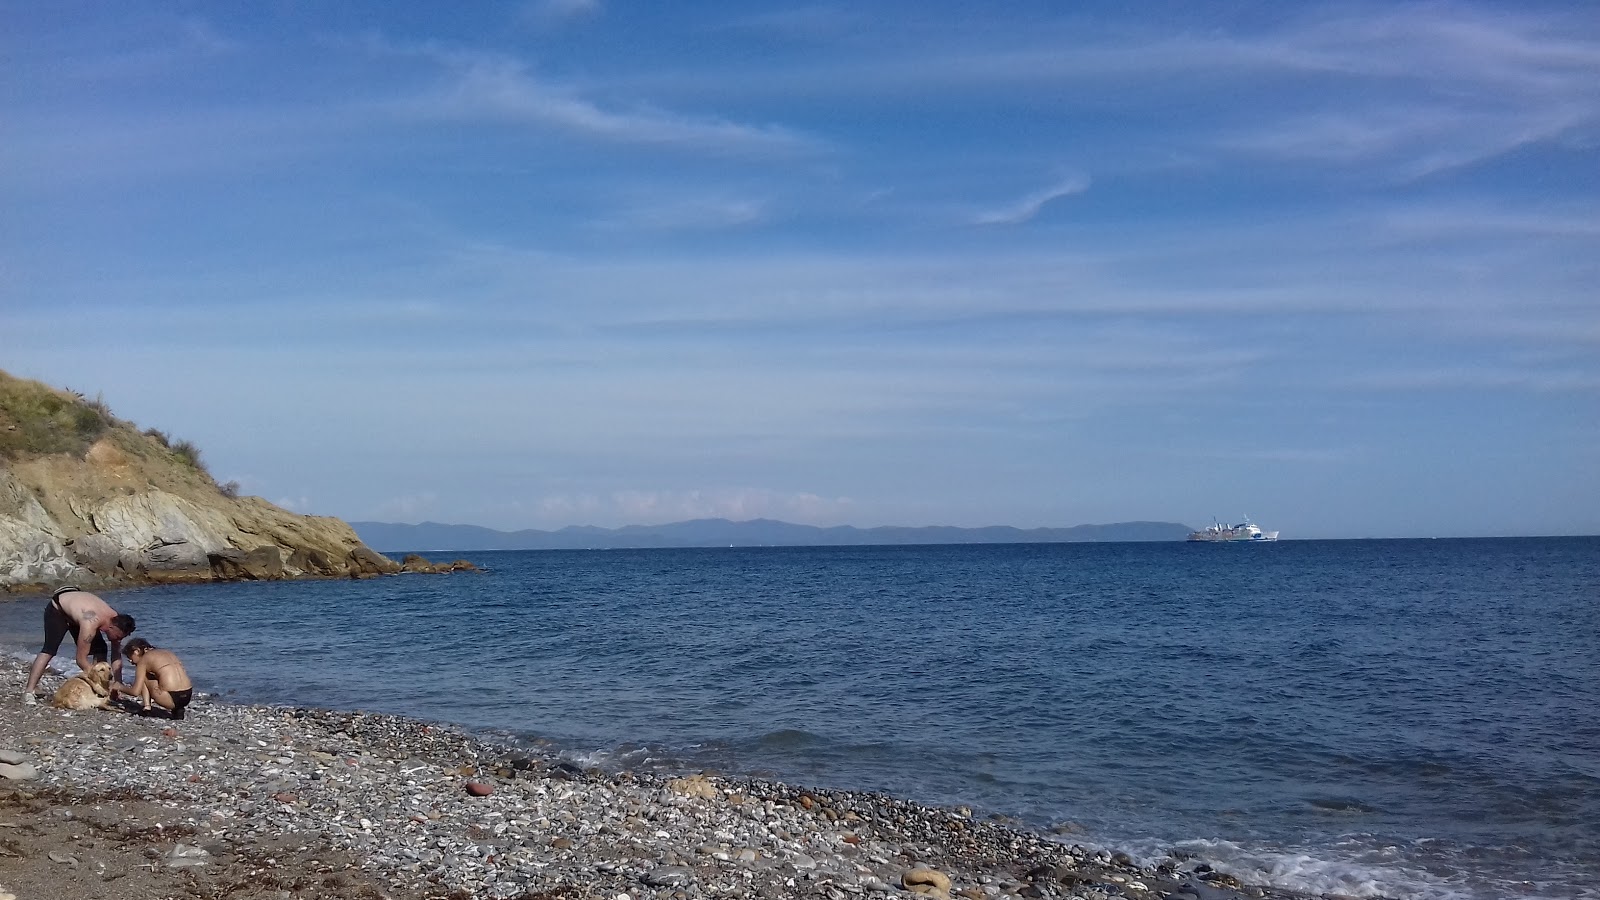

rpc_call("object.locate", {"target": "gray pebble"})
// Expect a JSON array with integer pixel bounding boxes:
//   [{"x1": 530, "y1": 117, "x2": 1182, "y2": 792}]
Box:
[
  {"x1": 0, "y1": 762, "x2": 39, "y2": 781},
  {"x1": 644, "y1": 865, "x2": 695, "y2": 887}
]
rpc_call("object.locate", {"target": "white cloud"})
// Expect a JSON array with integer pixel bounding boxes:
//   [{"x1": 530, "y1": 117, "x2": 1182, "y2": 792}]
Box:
[
  {"x1": 1378, "y1": 204, "x2": 1600, "y2": 240},
  {"x1": 372, "y1": 492, "x2": 441, "y2": 522},
  {"x1": 1181, "y1": 9, "x2": 1600, "y2": 176},
  {"x1": 1222, "y1": 102, "x2": 1593, "y2": 178},
  {"x1": 593, "y1": 193, "x2": 769, "y2": 231},
  {"x1": 972, "y1": 175, "x2": 1090, "y2": 226},
  {"x1": 674, "y1": 7, "x2": 1600, "y2": 179},
  {"x1": 1182, "y1": 446, "x2": 1361, "y2": 465},
  {"x1": 536, "y1": 489, "x2": 855, "y2": 526},
  {"x1": 407, "y1": 52, "x2": 821, "y2": 154},
  {"x1": 1338, "y1": 368, "x2": 1600, "y2": 393},
  {"x1": 524, "y1": 0, "x2": 601, "y2": 23}
]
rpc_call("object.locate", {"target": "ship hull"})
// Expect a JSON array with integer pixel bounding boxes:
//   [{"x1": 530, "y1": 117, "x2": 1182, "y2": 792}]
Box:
[{"x1": 1186, "y1": 521, "x2": 1280, "y2": 542}]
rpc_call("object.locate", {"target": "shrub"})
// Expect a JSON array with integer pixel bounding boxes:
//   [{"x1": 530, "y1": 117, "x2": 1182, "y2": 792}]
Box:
[
  {"x1": 219, "y1": 480, "x2": 241, "y2": 499},
  {"x1": 170, "y1": 439, "x2": 205, "y2": 471},
  {"x1": 0, "y1": 372, "x2": 228, "y2": 486},
  {"x1": 0, "y1": 374, "x2": 112, "y2": 459},
  {"x1": 71, "y1": 402, "x2": 108, "y2": 438},
  {"x1": 86, "y1": 392, "x2": 115, "y2": 421}
]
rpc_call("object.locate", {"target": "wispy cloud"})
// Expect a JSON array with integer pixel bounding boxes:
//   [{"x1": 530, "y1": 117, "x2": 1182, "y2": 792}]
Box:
[
  {"x1": 1222, "y1": 102, "x2": 1593, "y2": 178},
  {"x1": 537, "y1": 489, "x2": 855, "y2": 526},
  {"x1": 1180, "y1": 9, "x2": 1600, "y2": 176},
  {"x1": 676, "y1": 6, "x2": 1600, "y2": 178},
  {"x1": 1184, "y1": 446, "x2": 1362, "y2": 465},
  {"x1": 592, "y1": 192, "x2": 769, "y2": 231},
  {"x1": 405, "y1": 51, "x2": 822, "y2": 154},
  {"x1": 720, "y1": 7, "x2": 863, "y2": 40},
  {"x1": 372, "y1": 492, "x2": 441, "y2": 522},
  {"x1": 972, "y1": 175, "x2": 1090, "y2": 226},
  {"x1": 1378, "y1": 204, "x2": 1600, "y2": 240},
  {"x1": 521, "y1": 0, "x2": 602, "y2": 25},
  {"x1": 1339, "y1": 368, "x2": 1600, "y2": 393}
]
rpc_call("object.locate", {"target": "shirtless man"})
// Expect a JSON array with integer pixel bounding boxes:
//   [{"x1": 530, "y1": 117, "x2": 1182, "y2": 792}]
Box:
[
  {"x1": 23, "y1": 585, "x2": 136, "y2": 703},
  {"x1": 114, "y1": 638, "x2": 194, "y2": 720}
]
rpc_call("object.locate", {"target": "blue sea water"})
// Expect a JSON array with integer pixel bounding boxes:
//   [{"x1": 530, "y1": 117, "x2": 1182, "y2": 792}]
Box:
[{"x1": 3, "y1": 538, "x2": 1597, "y2": 899}]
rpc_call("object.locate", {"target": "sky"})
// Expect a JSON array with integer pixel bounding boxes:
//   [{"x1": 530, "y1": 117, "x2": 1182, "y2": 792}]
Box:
[{"x1": 3, "y1": 1, "x2": 1598, "y2": 539}]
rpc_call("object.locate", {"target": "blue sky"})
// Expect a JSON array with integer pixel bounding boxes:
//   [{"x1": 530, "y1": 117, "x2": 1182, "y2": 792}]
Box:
[{"x1": 3, "y1": 1, "x2": 1597, "y2": 538}]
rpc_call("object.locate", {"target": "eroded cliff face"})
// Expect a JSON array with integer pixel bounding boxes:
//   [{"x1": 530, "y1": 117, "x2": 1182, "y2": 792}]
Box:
[{"x1": 0, "y1": 437, "x2": 407, "y2": 591}]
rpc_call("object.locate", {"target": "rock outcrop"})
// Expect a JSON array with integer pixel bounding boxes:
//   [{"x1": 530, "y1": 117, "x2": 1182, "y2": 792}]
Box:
[{"x1": 0, "y1": 371, "x2": 472, "y2": 591}]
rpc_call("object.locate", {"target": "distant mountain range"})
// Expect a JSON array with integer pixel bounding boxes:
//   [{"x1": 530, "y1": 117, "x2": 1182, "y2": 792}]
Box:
[{"x1": 350, "y1": 518, "x2": 1194, "y2": 552}]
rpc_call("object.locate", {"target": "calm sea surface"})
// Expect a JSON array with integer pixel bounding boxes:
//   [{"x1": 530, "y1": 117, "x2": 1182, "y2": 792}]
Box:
[{"x1": 4, "y1": 538, "x2": 1597, "y2": 899}]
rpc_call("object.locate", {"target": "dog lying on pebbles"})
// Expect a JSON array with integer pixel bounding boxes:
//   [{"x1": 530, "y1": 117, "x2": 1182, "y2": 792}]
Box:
[{"x1": 49, "y1": 661, "x2": 114, "y2": 711}]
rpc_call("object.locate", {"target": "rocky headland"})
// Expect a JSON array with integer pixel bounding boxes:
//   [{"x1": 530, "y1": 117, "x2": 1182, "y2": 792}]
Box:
[{"x1": 0, "y1": 370, "x2": 470, "y2": 594}]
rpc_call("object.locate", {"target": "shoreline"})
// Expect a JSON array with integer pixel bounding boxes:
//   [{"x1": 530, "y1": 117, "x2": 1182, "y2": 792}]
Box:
[{"x1": 0, "y1": 657, "x2": 1316, "y2": 900}]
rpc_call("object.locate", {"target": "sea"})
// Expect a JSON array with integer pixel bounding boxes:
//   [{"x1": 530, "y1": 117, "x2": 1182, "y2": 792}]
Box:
[{"x1": 3, "y1": 537, "x2": 1596, "y2": 900}]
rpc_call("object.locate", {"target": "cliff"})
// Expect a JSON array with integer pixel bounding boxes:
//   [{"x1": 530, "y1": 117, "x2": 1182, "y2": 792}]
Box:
[{"x1": 0, "y1": 370, "x2": 461, "y2": 592}]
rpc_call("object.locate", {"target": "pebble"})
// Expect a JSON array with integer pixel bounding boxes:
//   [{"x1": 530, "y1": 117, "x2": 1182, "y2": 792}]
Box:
[
  {"x1": 166, "y1": 844, "x2": 211, "y2": 868},
  {"x1": 0, "y1": 657, "x2": 1308, "y2": 900},
  {"x1": 0, "y1": 762, "x2": 39, "y2": 781},
  {"x1": 904, "y1": 867, "x2": 954, "y2": 896},
  {"x1": 644, "y1": 865, "x2": 695, "y2": 886}
]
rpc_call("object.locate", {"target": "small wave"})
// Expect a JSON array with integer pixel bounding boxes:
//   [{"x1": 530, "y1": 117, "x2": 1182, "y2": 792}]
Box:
[
  {"x1": 753, "y1": 728, "x2": 827, "y2": 750},
  {"x1": 1161, "y1": 838, "x2": 1465, "y2": 900},
  {"x1": 1306, "y1": 796, "x2": 1384, "y2": 814},
  {"x1": 4, "y1": 647, "x2": 78, "y2": 675}
]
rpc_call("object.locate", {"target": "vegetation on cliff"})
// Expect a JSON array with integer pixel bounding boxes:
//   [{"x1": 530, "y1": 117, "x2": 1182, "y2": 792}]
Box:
[
  {"x1": 0, "y1": 369, "x2": 470, "y2": 591},
  {"x1": 0, "y1": 371, "x2": 227, "y2": 493}
]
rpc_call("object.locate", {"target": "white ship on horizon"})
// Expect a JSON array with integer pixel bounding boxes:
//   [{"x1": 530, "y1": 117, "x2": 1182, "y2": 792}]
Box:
[{"x1": 1187, "y1": 516, "x2": 1279, "y2": 542}]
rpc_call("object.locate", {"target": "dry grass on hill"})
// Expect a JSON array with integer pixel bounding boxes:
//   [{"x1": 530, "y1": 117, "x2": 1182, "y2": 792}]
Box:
[{"x1": 0, "y1": 370, "x2": 235, "y2": 496}]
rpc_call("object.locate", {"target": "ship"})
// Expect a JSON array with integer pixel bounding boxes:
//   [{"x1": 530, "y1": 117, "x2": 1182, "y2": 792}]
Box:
[{"x1": 1187, "y1": 516, "x2": 1279, "y2": 542}]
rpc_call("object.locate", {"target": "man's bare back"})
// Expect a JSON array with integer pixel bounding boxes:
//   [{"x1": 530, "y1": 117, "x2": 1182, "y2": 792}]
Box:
[
  {"x1": 24, "y1": 587, "x2": 136, "y2": 699},
  {"x1": 56, "y1": 590, "x2": 117, "y2": 634}
]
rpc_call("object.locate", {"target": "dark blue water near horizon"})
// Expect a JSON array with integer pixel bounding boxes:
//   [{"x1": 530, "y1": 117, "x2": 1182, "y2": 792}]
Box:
[{"x1": 4, "y1": 538, "x2": 1597, "y2": 899}]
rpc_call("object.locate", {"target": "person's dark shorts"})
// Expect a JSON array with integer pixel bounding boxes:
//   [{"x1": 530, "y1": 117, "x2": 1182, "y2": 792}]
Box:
[
  {"x1": 168, "y1": 689, "x2": 193, "y2": 720},
  {"x1": 41, "y1": 596, "x2": 107, "y2": 661}
]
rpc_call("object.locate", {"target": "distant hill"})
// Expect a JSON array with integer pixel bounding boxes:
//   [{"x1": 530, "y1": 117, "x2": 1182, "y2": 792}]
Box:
[{"x1": 351, "y1": 517, "x2": 1194, "y2": 552}]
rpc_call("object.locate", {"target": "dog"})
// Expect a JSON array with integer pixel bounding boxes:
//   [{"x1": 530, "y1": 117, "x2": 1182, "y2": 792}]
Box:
[{"x1": 50, "y1": 662, "x2": 114, "y2": 711}]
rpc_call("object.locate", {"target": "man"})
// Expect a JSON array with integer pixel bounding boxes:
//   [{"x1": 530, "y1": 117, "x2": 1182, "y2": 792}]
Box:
[
  {"x1": 113, "y1": 638, "x2": 193, "y2": 720},
  {"x1": 22, "y1": 585, "x2": 136, "y2": 704}
]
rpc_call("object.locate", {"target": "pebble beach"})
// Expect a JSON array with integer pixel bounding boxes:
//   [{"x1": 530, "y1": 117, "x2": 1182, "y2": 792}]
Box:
[{"x1": 0, "y1": 657, "x2": 1311, "y2": 900}]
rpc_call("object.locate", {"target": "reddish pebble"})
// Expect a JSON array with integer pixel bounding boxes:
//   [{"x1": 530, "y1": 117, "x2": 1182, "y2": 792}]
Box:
[
  {"x1": 161, "y1": 727, "x2": 178, "y2": 738},
  {"x1": 273, "y1": 792, "x2": 298, "y2": 804},
  {"x1": 465, "y1": 781, "x2": 494, "y2": 797},
  {"x1": 188, "y1": 774, "x2": 203, "y2": 783}
]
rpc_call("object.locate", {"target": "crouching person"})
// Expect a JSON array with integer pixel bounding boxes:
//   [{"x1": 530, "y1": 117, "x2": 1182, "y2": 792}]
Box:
[{"x1": 114, "y1": 638, "x2": 194, "y2": 720}]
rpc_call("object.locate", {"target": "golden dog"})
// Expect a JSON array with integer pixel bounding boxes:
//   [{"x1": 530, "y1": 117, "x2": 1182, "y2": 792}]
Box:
[{"x1": 50, "y1": 662, "x2": 113, "y2": 711}]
